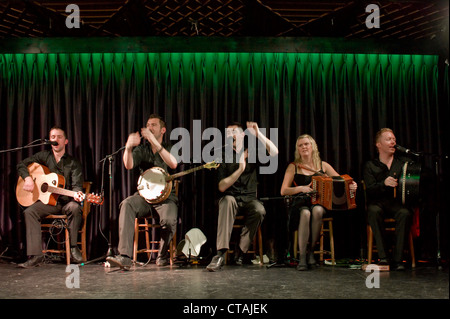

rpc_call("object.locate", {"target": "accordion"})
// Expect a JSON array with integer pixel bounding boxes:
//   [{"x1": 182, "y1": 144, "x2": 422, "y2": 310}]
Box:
[{"x1": 311, "y1": 174, "x2": 356, "y2": 210}]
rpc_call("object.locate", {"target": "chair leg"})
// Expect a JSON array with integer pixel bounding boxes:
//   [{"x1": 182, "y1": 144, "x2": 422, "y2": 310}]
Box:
[
  {"x1": 133, "y1": 218, "x2": 139, "y2": 261},
  {"x1": 170, "y1": 231, "x2": 176, "y2": 266},
  {"x1": 328, "y1": 219, "x2": 335, "y2": 265},
  {"x1": 258, "y1": 227, "x2": 263, "y2": 265},
  {"x1": 293, "y1": 230, "x2": 298, "y2": 260},
  {"x1": 319, "y1": 224, "x2": 324, "y2": 263},
  {"x1": 409, "y1": 232, "x2": 416, "y2": 269},
  {"x1": 367, "y1": 225, "x2": 373, "y2": 264},
  {"x1": 81, "y1": 229, "x2": 87, "y2": 262},
  {"x1": 65, "y1": 227, "x2": 70, "y2": 265},
  {"x1": 144, "y1": 219, "x2": 151, "y2": 260}
]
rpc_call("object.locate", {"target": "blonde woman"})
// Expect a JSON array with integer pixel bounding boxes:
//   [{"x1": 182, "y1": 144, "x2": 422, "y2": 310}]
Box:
[{"x1": 280, "y1": 134, "x2": 357, "y2": 270}]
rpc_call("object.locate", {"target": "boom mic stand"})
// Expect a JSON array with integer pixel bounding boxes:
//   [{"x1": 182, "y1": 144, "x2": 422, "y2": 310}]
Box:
[{"x1": 0, "y1": 139, "x2": 54, "y2": 154}]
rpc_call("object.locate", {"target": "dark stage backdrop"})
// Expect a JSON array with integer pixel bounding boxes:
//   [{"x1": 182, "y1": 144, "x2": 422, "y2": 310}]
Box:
[{"x1": 1, "y1": 52, "x2": 449, "y2": 262}]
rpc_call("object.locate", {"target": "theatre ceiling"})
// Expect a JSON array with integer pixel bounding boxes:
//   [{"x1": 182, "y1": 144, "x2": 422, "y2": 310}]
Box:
[{"x1": 0, "y1": 0, "x2": 447, "y2": 40}]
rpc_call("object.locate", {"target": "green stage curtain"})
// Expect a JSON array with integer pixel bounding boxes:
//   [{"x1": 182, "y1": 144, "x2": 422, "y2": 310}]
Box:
[{"x1": 1, "y1": 52, "x2": 448, "y2": 260}]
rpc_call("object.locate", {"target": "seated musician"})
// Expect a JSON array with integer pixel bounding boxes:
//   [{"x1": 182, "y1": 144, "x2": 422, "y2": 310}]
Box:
[
  {"x1": 280, "y1": 134, "x2": 357, "y2": 271},
  {"x1": 16, "y1": 126, "x2": 85, "y2": 268},
  {"x1": 363, "y1": 128, "x2": 413, "y2": 271},
  {"x1": 206, "y1": 121, "x2": 279, "y2": 272},
  {"x1": 107, "y1": 114, "x2": 178, "y2": 270}
]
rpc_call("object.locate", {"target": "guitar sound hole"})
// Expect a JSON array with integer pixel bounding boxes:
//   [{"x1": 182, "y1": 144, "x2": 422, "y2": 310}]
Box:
[{"x1": 41, "y1": 183, "x2": 49, "y2": 193}]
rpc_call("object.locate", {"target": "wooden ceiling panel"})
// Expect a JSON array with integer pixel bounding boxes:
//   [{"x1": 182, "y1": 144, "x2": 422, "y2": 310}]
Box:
[{"x1": 0, "y1": 0, "x2": 447, "y2": 40}]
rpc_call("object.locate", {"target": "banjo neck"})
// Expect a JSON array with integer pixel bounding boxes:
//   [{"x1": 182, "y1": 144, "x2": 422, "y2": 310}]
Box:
[{"x1": 166, "y1": 163, "x2": 211, "y2": 181}]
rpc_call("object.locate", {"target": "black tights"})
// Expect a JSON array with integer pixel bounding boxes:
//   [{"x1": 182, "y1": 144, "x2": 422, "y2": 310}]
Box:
[{"x1": 297, "y1": 206, "x2": 325, "y2": 265}]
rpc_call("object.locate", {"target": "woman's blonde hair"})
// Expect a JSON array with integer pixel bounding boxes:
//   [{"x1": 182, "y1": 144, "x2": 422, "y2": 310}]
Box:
[{"x1": 294, "y1": 134, "x2": 322, "y2": 171}]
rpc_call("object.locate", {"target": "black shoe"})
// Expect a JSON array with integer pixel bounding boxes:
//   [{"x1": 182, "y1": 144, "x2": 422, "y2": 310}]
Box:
[
  {"x1": 296, "y1": 263, "x2": 308, "y2": 271},
  {"x1": 106, "y1": 255, "x2": 132, "y2": 270},
  {"x1": 377, "y1": 258, "x2": 390, "y2": 266},
  {"x1": 18, "y1": 255, "x2": 45, "y2": 268},
  {"x1": 307, "y1": 253, "x2": 317, "y2": 267},
  {"x1": 156, "y1": 256, "x2": 170, "y2": 266},
  {"x1": 206, "y1": 255, "x2": 224, "y2": 272},
  {"x1": 70, "y1": 247, "x2": 83, "y2": 264},
  {"x1": 234, "y1": 248, "x2": 244, "y2": 265},
  {"x1": 393, "y1": 262, "x2": 406, "y2": 271}
]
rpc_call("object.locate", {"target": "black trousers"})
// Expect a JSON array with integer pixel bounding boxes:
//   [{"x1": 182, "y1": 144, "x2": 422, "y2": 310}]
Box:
[
  {"x1": 23, "y1": 200, "x2": 82, "y2": 256},
  {"x1": 367, "y1": 200, "x2": 412, "y2": 263},
  {"x1": 117, "y1": 193, "x2": 178, "y2": 258}
]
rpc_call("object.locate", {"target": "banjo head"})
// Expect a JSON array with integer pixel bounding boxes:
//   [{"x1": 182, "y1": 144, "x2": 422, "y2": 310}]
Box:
[{"x1": 137, "y1": 167, "x2": 172, "y2": 204}]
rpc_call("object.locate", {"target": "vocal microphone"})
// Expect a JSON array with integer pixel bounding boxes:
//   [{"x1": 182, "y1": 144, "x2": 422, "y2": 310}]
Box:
[
  {"x1": 394, "y1": 144, "x2": 420, "y2": 157},
  {"x1": 42, "y1": 139, "x2": 58, "y2": 146}
]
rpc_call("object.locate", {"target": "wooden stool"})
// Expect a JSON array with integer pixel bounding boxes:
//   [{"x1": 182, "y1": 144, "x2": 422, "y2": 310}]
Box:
[
  {"x1": 41, "y1": 215, "x2": 70, "y2": 265},
  {"x1": 41, "y1": 181, "x2": 93, "y2": 264},
  {"x1": 133, "y1": 217, "x2": 177, "y2": 265},
  {"x1": 293, "y1": 217, "x2": 335, "y2": 265},
  {"x1": 225, "y1": 215, "x2": 264, "y2": 265},
  {"x1": 133, "y1": 180, "x2": 179, "y2": 265}
]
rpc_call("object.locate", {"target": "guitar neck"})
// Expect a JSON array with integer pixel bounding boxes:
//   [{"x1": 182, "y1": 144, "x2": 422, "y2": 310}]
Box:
[
  {"x1": 46, "y1": 185, "x2": 81, "y2": 198},
  {"x1": 167, "y1": 164, "x2": 208, "y2": 181}
]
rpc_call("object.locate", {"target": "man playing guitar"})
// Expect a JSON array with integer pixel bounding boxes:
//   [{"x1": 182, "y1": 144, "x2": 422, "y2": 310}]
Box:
[{"x1": 17, "y1": 126, "x2": 85, "y2": 268}]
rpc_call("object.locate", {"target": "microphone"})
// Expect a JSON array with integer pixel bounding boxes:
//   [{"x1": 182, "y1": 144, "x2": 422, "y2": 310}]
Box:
[
  {"x1": 42, "y1": 139, "x2": 58, "y2": 146},
  {"x1": 394, "y1": 144, "x2": 420, "y2": 157}
]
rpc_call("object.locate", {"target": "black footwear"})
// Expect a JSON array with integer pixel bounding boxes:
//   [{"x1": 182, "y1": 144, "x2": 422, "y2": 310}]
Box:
[
  {"x1": 234, "y1": 248, "x2": 243, "y2": 265},
  {"x1": 296, "y1": 263, "x2": 308, "y2": 271},
  {"x1": 18, "y1": 255, "x2": 45, "y2": 268},
  {"x1": 206, "y1": 255, "x2": 224, "y2": 272},
  {"x1": 378, "y1": 258, "x2": 389, "y2": 265},
  {"x1": 70, "y1": 247, "x2": 83, "y2": 264},
  {"x1": 235, "y1": 255, "x2": 244, "y2": 266},
  {"x1": 156, "y1": 256, "x2": 170, "y2": 266},
  {"x1": 307, "y1": 253, "x2": 317, "y2": 267},
  {"x1": 393, "y1": 262, "x2": 406, "y2": 271},
  {"x1": 106, "y1": 255, "x2": 132, "y2": 270}
]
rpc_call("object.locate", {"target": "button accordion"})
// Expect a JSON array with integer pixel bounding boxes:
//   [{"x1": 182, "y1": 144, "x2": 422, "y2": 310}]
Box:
[{"x1": 311, "y1": 174, "x2": 356, "y2": 210}]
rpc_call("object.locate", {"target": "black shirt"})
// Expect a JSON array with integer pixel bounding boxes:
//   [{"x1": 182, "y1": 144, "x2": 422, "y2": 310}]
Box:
[
  {"x1": 362, "y1": 156, "x2": 407, "y2": 204},
  {"x1": 17, "y1": 150, "x2": 84, "y2": 204},
  {"x1": 217, "y1": 149, "x2": 259, "y2": 203}
]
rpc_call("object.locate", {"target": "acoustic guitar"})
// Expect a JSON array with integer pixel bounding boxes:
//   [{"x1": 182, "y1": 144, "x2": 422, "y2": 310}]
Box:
[{"x1": 16, "y1": 162, "x2": 103, "y2": 207}]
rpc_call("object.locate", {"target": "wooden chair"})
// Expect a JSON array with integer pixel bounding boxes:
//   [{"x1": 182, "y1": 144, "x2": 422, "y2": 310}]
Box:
[
  {"x1": 41, "y1": 181, "x2": 93, "y2": 264},
  {"x1": 293, "y1": 217, "x2": 335, "y2": 265},
  {"x1": 367, "y1": 219, "x2": 416, "y2": 268},
  {"x1": 133, "y1": 180, "x2": 179, "y2": 265},
  {"x1": 361, "y1": 180, "x2": 416, "y2": 269},
  {"x1": 224, "y1": 215, "x2": 264, "y2": 265}
]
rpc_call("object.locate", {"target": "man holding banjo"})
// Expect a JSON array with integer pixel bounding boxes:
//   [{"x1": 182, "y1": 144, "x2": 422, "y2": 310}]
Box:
[{"x1": 107, "y1": 114, "x2": 178, "y2": 269}]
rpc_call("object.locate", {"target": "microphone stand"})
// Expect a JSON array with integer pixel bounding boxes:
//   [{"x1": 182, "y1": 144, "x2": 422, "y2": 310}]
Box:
[
  {"x1": 426, "y1": 152, "x2": 447, "y2": 270},
  {"x1": 85, "y1": 145, "x2": 126, "y2": 265},
  {"x1": 411, "y1": 151, "x2": 446, "y2": 270},
  {"x1": 261, "y1": 193, "x2": 314, "y2": 269},
  {"x1": 0, "y1": 139, "x2": 52, "y2": 154}
]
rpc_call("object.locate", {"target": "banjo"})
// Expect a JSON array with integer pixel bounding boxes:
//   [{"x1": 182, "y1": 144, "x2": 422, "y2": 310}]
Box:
[{"x1": 137, "y1": 161, "x2": 220, "y2": 204}]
